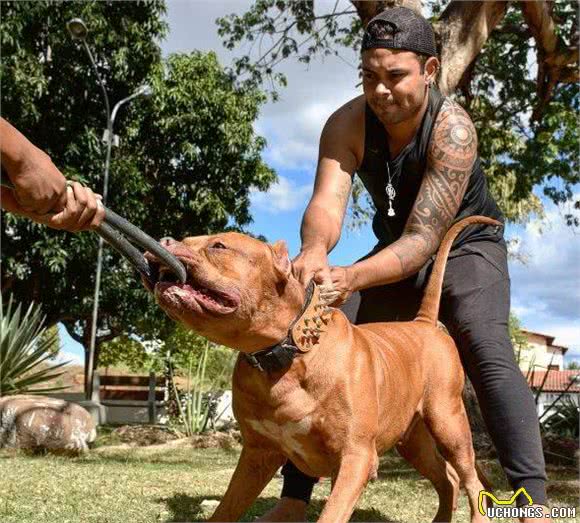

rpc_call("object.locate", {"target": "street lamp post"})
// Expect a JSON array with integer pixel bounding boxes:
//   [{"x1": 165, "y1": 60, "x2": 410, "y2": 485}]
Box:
[{"x1": 67, "y1": 18, "x2": 152, "y2": 400}]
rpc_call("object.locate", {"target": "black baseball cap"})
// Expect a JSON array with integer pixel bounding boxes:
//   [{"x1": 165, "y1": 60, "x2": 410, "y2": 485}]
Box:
[{"x1": 361, "y1": 7, "x2": 437, "y2": 57}]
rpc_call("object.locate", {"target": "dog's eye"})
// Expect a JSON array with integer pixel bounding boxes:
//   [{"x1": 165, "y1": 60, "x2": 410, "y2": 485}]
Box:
[{"x1": 210, "y1": 241, "x2": 227, "y2": 250}]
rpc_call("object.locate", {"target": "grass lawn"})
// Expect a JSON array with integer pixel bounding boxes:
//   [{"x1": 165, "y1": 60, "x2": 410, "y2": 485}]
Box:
[{"x1": 0, "y1": 439, "x2": 577, "y2": 523}]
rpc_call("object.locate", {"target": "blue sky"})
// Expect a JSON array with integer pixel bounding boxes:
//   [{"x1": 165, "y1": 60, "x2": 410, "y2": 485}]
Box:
[{"x1": 59, "y1": 0, "x2": 579, "y2": 366}]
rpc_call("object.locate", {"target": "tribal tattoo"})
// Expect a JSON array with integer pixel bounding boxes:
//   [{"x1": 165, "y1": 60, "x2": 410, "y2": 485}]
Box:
[{"x1": 391, "y1": 99, "x2": 477, "y2": 274}]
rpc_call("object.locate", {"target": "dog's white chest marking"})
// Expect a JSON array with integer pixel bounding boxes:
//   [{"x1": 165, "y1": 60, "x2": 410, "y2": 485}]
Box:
[{"x1": 248, "y1": 417, "x2": 312, "y2": 460}]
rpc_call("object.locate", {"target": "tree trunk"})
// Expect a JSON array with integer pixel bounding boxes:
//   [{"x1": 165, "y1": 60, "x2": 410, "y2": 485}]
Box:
[
  {"x1": 434, "y1": 1, "x2": 508, "y2": 95},
  {"x1": 519, "y1": 0, "x2": 579, "y2": 120},
  {"x1": 351, "y1": 0, "x2": 422, "y2": 28}
]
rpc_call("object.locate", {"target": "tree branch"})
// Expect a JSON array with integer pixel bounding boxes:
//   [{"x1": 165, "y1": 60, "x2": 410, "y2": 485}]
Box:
[
  {"x1": 519, "y1": 0, "x2": 580, "y2": 120},
  {"x1": 350, "y1": 0, "x2": 422, "y2": 27},
  {"x1": 434, "y1": 1, "x2": 508, "y2": 96},
  {"x1": 493, "y1": 23, "x2": 532, "y2": 38}
]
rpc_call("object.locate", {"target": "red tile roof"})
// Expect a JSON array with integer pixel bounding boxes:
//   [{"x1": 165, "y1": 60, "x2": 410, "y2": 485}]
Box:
[{"x1": 526, "y1": 370, "x2": 580, "y2": 392}]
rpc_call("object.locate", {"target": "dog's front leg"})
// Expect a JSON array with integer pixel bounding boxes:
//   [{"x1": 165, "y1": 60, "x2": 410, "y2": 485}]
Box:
[
  {"x1": 208, "y1": 446, "x2": 286, "y2": 522},
  {"x1": 317, "y1": 447, "x2": 378, "y2": 523}
]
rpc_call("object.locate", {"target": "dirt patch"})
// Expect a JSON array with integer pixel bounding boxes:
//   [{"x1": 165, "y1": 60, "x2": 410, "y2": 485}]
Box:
[
  {"x1": 189, "y1": 430, "x2": 242, "y2": 450},
  {"x1": 111, "y1": 425, "x2": 181, "y2": 446},
  {"x1": 93, "y1": 426, "x2": 242, "y2": 452}
]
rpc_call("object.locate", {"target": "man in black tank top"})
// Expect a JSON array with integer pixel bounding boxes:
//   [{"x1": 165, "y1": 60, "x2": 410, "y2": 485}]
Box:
[{"x1": 258, "y1": 8, "x2": 549, "y2": 522}]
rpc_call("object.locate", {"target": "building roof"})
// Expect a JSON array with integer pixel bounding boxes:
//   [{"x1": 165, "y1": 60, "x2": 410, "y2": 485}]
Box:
[
  {"x1": 522, "y1": 329, "x2": 555, "y2": 345},
  {"x1": 521, "y1": 329, "x2": 568, "y2": 354},
  {"x1": 549, "y1": 344, "x2": 569, "y2": 354},
  {"x1": 527, "y1": 370, "x2": 580, "y2": 393}
]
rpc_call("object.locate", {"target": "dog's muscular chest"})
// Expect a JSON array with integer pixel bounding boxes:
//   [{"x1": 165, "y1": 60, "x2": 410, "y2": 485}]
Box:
[{"x1": 235, "y1": 384, "x2": 347, "y2": 477}]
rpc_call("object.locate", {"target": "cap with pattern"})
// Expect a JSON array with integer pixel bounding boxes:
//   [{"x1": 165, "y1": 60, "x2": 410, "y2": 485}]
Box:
[{"x1": 361, "y1": 7, "x2": 437, "y2": 57}]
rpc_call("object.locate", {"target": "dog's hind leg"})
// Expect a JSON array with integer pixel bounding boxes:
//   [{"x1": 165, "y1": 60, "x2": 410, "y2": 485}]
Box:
[
  {"x1": 424, "y1": 399, "x2": 489, "y2": 523},
  {"x1": 396, "y1": 416, "x2": 459, "y2": 523},
  {"x1": 209, "y1": 446, "x2": 286, "y2": 522}
]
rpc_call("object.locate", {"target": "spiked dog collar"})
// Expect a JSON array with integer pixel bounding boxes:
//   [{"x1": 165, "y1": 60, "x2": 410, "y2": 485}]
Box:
[{"x1": 244, "y1": 281, "x2": 333, "y2": 373}]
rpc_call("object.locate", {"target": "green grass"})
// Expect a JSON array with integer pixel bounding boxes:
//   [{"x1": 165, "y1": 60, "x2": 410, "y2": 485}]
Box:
[{"x1": 0, "y1": 444, "x2": 577, "y2": 523}]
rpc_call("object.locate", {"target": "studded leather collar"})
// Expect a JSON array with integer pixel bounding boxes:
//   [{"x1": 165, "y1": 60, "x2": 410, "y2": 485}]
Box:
[{"x1": 244, "y1": 281, "x2": 332, "y2": 373}]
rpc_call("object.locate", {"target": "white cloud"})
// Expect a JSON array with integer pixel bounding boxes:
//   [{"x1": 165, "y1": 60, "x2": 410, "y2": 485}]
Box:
[
  {"x1": 251, "y1": 176, "x2": 312, "y2": 214},
  {"x1": 508, "y1": 206, "x2": 580, "y2": 322},
  {"x1": 257, "y1": 92, "x2": 359, "y2": 171},
  {"x1": 54, "y1": 350, "x2": 84, "y2": 366},
  {"x1": 164, "y1": 1, "x2": 361, "y2": 173},
  {"x1": 508, "y1": 203, "x2": 580, "y2": 363}
]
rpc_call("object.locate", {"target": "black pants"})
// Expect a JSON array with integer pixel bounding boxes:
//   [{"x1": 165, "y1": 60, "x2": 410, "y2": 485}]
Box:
[{"x1": 281, "y1": 239, "x2": 547, "y2": 507}]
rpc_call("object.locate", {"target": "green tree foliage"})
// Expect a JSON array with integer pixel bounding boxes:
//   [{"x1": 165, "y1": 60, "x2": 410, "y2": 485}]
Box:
[
  {"x1": 38, "y1": 324, "x2": 61, "y2": 359},
  {"x1": 217, "y1": 0, "x2": 579, "y2": 226},
  {"x1": 509, "y1": 313, "x2": 531, "y2": 365},
  {"x1": 99, "y1": 324, "x2": 235, "y2": 390},
  {"x1": 1, "y1": 2, "x2": 275, "y2": 372}
]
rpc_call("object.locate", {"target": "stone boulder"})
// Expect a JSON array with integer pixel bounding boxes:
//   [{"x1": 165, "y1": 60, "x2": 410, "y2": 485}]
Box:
[{"x1": 0, "y1": 395, "x2": 97, "y2": 454}]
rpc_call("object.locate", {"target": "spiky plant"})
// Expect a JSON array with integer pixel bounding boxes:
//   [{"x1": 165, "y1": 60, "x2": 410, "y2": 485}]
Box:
[{"x1": 0, "y1": 293, "x2": 70, "y2": 396}]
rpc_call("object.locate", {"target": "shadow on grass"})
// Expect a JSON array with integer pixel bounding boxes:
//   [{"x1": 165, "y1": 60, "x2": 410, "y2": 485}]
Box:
[
  {"x1": 76, "y1": 454, "x2": 208, "y2": 467},
  {"x1": 158, "y1": 494, "x2": 400, "y2": 523}
]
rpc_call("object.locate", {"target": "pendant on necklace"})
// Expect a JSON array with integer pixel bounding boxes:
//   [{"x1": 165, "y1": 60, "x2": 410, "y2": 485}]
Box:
[{"x1": 386, "y1": 182, "x2": 396, "y2": 217}]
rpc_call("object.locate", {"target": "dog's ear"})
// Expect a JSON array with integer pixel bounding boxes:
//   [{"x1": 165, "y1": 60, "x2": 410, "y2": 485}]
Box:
[{"x1": 270, "y1": 240, "x2": 292, "y2": 281}]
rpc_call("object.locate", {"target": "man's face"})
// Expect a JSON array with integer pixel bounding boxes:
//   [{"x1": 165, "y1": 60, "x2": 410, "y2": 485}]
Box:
[{"x1": 362, "y1": 48, "x2": 428, "y2": 125}]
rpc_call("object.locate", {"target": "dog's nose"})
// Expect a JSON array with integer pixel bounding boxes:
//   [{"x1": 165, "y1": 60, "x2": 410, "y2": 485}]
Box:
[{"x1": 160, "y1": 237, "x2": 175, "y2": 247}]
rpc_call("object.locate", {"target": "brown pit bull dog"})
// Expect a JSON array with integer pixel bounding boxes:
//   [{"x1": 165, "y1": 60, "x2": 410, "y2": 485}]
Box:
[{"x1": 143, "y1": 215, "x2": 497, "y2": 523}]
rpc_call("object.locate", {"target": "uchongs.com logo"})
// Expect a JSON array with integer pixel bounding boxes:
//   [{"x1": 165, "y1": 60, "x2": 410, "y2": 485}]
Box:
[{"x1": 478, "y1": 487, "x2": 576, "y2": 519}]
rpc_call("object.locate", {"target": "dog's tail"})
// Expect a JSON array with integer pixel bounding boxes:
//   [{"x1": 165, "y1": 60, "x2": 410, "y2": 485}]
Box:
[{"x1": 415, "y1": 216, "x2": 502, "y2": 325}]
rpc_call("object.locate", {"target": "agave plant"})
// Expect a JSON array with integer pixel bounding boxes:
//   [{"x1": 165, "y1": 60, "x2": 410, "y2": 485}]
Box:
[
  {"x1": 541, "y1": 396, "x2": 580, "y2": 438},
  {"x1": 0, "y1": 293, "x2": 70, "y2": 396}
]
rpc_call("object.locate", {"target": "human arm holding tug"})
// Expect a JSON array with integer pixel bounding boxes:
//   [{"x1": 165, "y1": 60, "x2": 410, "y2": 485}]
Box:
[{"x1": 0, "y1": 117, "x2": 104, "y2": 231}]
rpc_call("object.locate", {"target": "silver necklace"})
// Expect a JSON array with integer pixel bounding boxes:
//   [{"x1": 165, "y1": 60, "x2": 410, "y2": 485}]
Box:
[{"x1": 386, "y1": 161, "x2": 396, "y2": 217}]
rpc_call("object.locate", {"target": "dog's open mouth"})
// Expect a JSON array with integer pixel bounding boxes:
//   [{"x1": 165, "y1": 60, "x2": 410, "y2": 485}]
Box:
[{"x1": 148, "y1": 262, "x2": 240, "y2": 316}]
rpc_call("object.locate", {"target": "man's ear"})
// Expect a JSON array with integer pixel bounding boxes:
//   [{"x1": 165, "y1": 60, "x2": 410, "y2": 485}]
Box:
[
  {"x1": 424, "y1": 56, "x2": 439, "y2": 86},
  {"x1": 270, "y1": 240, "x2": 292, "y2": 281}
]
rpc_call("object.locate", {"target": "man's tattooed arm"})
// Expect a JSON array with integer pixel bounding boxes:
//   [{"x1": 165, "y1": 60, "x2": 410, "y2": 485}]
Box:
[
  {"x1": 390, "y1": 100, "x2": 476, "y2": 274},
  {"x1": 348, "y1": 100, "x2": 477, "y2": 290}
]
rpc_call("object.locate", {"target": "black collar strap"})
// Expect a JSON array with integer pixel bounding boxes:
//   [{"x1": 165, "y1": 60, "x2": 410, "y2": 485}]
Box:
[{"x1": 244, "y1": 280, "x2": 316, "y2": 373}]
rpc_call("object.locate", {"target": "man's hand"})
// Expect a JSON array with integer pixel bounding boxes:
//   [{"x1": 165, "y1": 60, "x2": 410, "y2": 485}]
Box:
[
  {"x1": 328, "y1": 265, "x2": 355, "y2": 307},
  {"x1": 292, "y1": 245, "x2": 332, "y2": 288},
  {"x1": 2, "y1": 181, "x2": 105, "y2": 232},
  {"x1": 10, "y1": 149, "x2": 68, "y2": 215},
  {"x1": 292, "y1": 247, "x2": 354, "y2": 306}
]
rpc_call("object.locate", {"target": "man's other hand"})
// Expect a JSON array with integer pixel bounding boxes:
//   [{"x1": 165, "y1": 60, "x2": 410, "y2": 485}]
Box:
[
  {"x1": 327, "y1": 265, "x2": 355, "y2": 307},
  {"x1": 292, "y1": 245, "x2": 332, "y2": 288}
]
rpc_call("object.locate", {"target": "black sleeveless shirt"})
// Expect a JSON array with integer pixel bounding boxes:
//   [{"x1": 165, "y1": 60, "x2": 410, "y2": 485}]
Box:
[{"x1": 356, "y1": 87, "x2": 504, "y2": 249}]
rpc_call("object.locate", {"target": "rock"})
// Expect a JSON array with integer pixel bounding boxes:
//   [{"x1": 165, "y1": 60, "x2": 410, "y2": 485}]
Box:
[
  {"x1": 214, "y1": 390, "x2": 236, "y2": 429},
  {"x1": 0, "y1": 395, "x2": 96, "y2": 454},
  {"x1": 200, "y1": 499, "x2": 220, "y2": 514}
]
